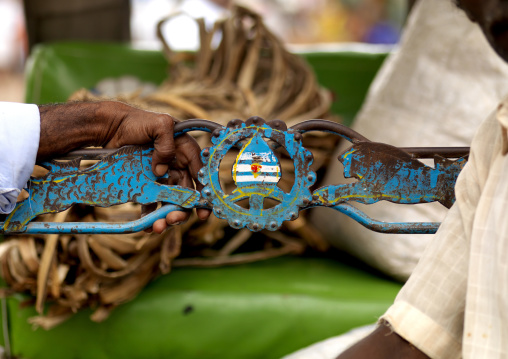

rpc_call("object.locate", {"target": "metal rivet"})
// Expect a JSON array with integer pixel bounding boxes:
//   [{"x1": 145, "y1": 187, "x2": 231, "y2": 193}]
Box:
[
  {"x1": 290, "y1": 212, "x2": 297, "y2": 220},
  {"x1": 269, "y1": 221, "x2": 278, "y2": 229},
  {"x1": 307, "y1": 174, "x2": 314, "y2": 182},
  {"x1": 212, "y1": 129, "x2": 221, "y2": 137},
  {"x1": 233, "y1": 220, "x2": 241, "y2": 227},
  {"x1": 227, "y1": 119, "x2": 242, "y2": 128},
  {"x1": 294, "y1": 132, "x2": 302, "y2": 141},
  {"x1": 302, "y1": 198, "x2": 310, "y2": 206},
  {"x1": 252, "y1": 223, "x2": 260, "y2": 231},
  {"x1": 215, "y1": 208, "x2": 222, "y2": 215},
  {"x1": 202, "y1": 149, "x2": 210, "y2": 157},
  {"x1": 305, "y1": 153, "x2": 313, "y2": 161},
  {"x1": 312, "y1": 194, "x2": 319, "y2": 201},
  {"x1": 203, "y1": 189, "x2": 211, "y2": 196}
]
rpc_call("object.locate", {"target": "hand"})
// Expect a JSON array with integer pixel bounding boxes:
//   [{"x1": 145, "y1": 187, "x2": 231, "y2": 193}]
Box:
[
  {"x1": 38, "y1": 101, "x2": 210, "y2": 231},
  {"x1": 337, "y1": 322, "x2": 430, "y2": 359},
  {"x1": 137, "y1": 135, "x2": 211, "y2": 233}
]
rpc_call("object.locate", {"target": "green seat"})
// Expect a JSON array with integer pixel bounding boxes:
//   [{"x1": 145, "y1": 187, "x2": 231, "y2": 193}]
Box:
[
  {"x1": 25, "y1": 42, "x2": 388, "y2": 126},
  {"x1": 8, "y1": 41, "x2": 398, "y2": 358},
  {"x1": 8, "y1": 257, "x2": 400, "y2": 359}
]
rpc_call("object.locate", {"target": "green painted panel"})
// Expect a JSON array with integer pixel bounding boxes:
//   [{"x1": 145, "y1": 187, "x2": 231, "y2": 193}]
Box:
[
  {"x1": 25, "y1": 42, "x2": 168, "y2": 105},
  {"x1": 16, "y1": 42, "x2": 394, "y2": 358},
  {"x1": 9, "y1": 257, "x2": 400, "y2": 359},
  {"x1": 24, "y1": 42, "x2": 387, "y2": 126}
]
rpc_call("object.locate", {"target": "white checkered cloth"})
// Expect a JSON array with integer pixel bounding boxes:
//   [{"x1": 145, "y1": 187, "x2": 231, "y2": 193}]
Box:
[
  {"x1": 311, "y1": 0, "x2": 508, "y2": 281},
  {"x1": 383, "y1": 97, "x2": 508, "y2": 358}
]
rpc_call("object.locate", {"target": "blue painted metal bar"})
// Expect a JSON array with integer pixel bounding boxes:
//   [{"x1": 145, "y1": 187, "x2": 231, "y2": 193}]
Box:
[
  {"x1": 330, "y1": 203, "x2": 440, "y2": 234},
  {"x1": 2, "y1": 204, "x2": 183, "y2": 234},
  {"x1": 0, "y1": 117, "x2": 469, "y2": 236}
]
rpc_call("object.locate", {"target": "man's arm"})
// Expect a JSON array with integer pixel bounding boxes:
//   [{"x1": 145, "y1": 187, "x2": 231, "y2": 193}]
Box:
[
  {"x1": 39, "y1": 101, "x2": 179, "y2": 176},
  {"x1": 36, "y1": 101, "x2": 209, "y2": 231},
  {"x1": 337, "y1": 322, "x2": 429, "y2": 359}
]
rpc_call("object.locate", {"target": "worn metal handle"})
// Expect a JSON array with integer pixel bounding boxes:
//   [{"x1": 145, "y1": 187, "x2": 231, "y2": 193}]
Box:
[{"x1": 0, "y1": 117, "x2": 468, "y2": 235}]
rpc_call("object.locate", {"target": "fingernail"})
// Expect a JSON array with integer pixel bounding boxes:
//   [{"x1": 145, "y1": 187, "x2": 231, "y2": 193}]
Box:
[{"x1": 155, "y1": 164, "x2": 168, "y2": 176}]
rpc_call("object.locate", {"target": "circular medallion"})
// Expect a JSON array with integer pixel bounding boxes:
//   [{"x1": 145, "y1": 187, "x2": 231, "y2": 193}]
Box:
[{"x1": 198, "y1": 117, "x2": 315, "y2": 231}]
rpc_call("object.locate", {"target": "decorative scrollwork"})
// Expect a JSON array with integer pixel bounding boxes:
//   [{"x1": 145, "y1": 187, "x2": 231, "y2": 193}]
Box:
[
  {"x1": 2, "y1": 147, "x2": 200, "y2": 233},
  {"x1": 198, "y1": 116, "x2": 316, "y2": 231},
  {"x1": 313, "y1": 141, "x2": 467, "y2": 209},
  {"x1": 0, "y1": 119, "x2": 470, "y2": 235}
]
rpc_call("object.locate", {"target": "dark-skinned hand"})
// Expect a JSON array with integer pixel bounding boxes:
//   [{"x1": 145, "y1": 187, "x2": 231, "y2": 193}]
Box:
[{"x1": 37, "y1": 101, "x2": 210, "y2": 232}]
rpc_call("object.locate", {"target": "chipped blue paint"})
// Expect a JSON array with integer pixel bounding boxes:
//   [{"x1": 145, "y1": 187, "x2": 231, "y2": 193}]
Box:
[
  {"x1": 314, "y1": 142, "x2": 466, "y2": 209},
  {"x1": 330, "y1": 203, "x2": 440, "y2": 234},
  {"x1": 2, "y1": 146, "x2": 200, "y2": 233},
  {"x1": 0, "y1": 118, "x2": 468, "y2": 235},
  {"x1": 198, "y1": 117, "x2": 315, "y2": 231}
]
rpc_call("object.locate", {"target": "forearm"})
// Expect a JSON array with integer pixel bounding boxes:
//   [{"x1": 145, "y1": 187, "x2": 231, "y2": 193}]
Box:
[
  {"x1": 337, "y1": 322, "x2": 430, "y2": 359},
  {"x1": 37, "y1": 101, "x2": 128, "y2": 160}
]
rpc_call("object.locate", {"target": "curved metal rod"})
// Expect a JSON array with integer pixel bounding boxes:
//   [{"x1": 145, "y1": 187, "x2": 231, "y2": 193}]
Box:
[
  {"x1": 292, "y1": 120, "x2": 470, "y2": 158},
  {"x1": 331, "y1": 203, "x2": 440, "y2": 234},
  {"x1": 291, "y1": 119, "x2": 371, "y2": 142},
  {"x1": 60, "y1": 119, "x2": 470, "y2": 160},
  {"x1": 174, "y1": 119, "x2": 222, "y2": 133},
  {"x1": 399, "y1": 147, "x2": 470, "y2": 159},
  {"x1": 2, "y1": 202, "x2": 442, "y2": 235},
  {"x1": 4, "y1": 204, "x2": 183, "y2": 234},
  {"x1": 63, "y1": 119, "x2": 221, "y2": 159}
]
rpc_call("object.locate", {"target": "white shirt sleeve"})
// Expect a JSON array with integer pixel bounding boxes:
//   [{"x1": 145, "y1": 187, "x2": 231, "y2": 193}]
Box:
[{"x1": 0, "y1": 102, "x2": 40, "y2": 214}]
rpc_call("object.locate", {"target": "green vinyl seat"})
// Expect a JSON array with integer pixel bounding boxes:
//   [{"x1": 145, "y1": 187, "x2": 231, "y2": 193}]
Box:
[{"x1": 5, "y1": 41, "x2": 399, "y2": 359}]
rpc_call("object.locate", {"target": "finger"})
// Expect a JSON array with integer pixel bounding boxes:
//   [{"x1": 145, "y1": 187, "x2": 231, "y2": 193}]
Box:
[
  {"x1": 152, "y1": 218, "x2": 167, "y2": 234},
  {"x1": 166, "y1": 210, "x2": 190, "y2": 225},
  {"x1": 168, "y1": 169, "x2": 181, "y2": 186},
  {"x1": 197, "y1": 208, "x2": 211, "y2": 220},
  {"x1": 174, "y1": 135, "x2": 204, "y2": 187},
  {"x1": 176, "y1": 170, "x2": 193, "y2": 189},
  {"x1": 151, "y1": 115, "x2": 177, "y2": 176},
  {"x1": 152, "y1": 210, "x2": 190, "y2": 233}
]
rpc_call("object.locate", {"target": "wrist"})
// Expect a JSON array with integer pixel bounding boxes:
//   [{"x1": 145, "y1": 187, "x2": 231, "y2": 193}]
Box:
[
  {"x1": 94, "y1": 101, "x2": 130, "y2": 146},
  {"x1": 37, "y1": 101, "x2": 126, "y2": 160}
]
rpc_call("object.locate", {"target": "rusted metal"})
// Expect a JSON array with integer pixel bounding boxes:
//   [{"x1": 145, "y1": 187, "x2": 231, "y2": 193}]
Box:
[
  {"x1": 314, "y1": 141, "x2": 467, "y2": 209},
  {"x1": 292, "y1": 119, "x2": 371, "y2": 142},
  {"x1": 0, "y1": 117, "x2": 470, "y2": 235},
  {"x1": 199, "y1": 116, "x2": 315, "y2": 232},
  {"x1": 2, "y1": 147, "x2": 200, "y2": 233},
  {"x1": 400, "y1": 147, "x2": 470, "y2": 159},
  {"x1": 330, "y1": 203, "x2": 440, "y2": 234}
]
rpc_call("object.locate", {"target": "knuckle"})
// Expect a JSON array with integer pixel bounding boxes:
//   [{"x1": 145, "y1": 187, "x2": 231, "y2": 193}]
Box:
[
  {"x1": 155, "y1": 145, "x2": 175, "y2": 159},
  {"x1": 154, "y1": 114, "x2": 176, "y2": 129}
]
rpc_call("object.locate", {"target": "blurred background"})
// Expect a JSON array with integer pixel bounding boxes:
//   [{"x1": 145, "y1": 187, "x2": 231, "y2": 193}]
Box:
[{"x1": 0, "y1": 0, "x2": 408, "y2": 102}]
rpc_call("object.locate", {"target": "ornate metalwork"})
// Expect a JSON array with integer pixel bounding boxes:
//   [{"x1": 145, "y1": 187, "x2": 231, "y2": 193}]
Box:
[
  {"x1": 314, "y1": 142, "x2": 467, "y2": 209},
  {"x1": 199, "y1": 117, "x2": 315, "y2": 231},
  {"x1": 0, "y1": 118, "x2": 469, "y2": 235},
  {"x1": 2, "y1": 147, "x2": 200, "y2": 233}
]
